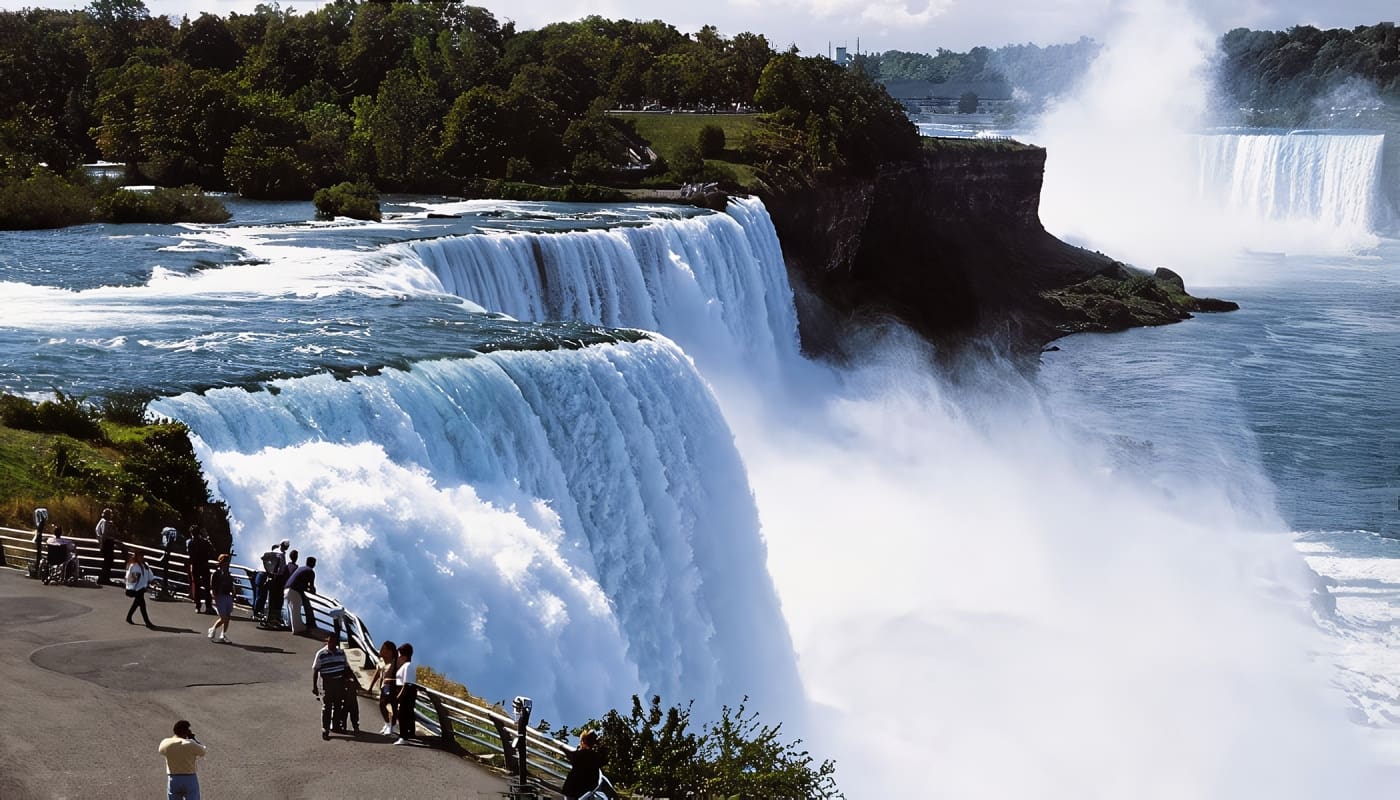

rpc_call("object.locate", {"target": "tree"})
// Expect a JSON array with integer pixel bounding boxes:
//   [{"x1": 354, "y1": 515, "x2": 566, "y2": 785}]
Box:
[
  {"x1": 958, "y1": 91, "x2": 979, "y2": 114},
  {"x1": 697, "y1": 123, "x2": 725, "y2": 157}
]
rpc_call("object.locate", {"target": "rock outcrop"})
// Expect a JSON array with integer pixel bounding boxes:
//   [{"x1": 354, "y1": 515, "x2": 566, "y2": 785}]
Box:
[{"x1": 760, "y1": 141, "x2": 1235, "y2": 355}]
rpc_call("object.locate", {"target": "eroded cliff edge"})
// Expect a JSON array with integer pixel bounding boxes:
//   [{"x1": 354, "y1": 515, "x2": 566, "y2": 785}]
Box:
[{"x1": 759, "y1": 141, "x2": 1236, "y2": 356}]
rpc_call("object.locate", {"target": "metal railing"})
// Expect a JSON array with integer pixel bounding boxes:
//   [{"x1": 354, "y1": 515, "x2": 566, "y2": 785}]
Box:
[{"x1": 0, "y1": 525, "x2": 573, "y2": 792}]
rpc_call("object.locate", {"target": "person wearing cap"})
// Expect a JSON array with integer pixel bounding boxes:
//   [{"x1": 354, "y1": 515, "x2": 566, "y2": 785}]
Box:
[
  {"x1": 311, "y1": 633, "x2": 357, "y2": 738},
  {"x1": 157, "y1": 719, "x2": 206, "y2": 800}
]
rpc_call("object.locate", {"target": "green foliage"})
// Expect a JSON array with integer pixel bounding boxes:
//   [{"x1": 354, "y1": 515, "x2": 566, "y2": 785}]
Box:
[
  {"x1": 313, "y1": 181, "x2": 381, "y2": 221},
  {"x1": 0, "y1": 390, "x2": 227, "y2": 544},
  {"x1": 1217, "y1": 23, "x2": 1400, "y2": 117},
  {"x1": 98, "y1": 394, "x2": 149, "y2": 426},
  {"x1": 465, "y1": 179, "x2": 626, "y2": 203},
  {"x1": 98, "y1": 186, "x2": 230, "y2": 224},
  {"x1": 697, "y1": 123, "x2": 726, "y2": 157},
  {"x1": 752, "y1": 53, "x2": 918, "y2": 187},
  {"x1": 576, "y1": 694, "x2": 842, "y2": 799},
  {"x1": 957, "y1": 91, "x2": 979, "y2": 114},
  {"x1": 0, "y1": 167, "x2": 95, "y2": 229},
  {"x1": 0, "y1": 392, "x2": 105, "y2": 441},
  {"x1": 1, "y1": 5, "x2": 920, "y2": 198}
]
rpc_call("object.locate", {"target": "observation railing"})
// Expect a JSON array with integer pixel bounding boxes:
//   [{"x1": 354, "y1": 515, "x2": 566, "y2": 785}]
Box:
[{"x1": 0, "y1": 525, "x2": 573, "y2": 794}]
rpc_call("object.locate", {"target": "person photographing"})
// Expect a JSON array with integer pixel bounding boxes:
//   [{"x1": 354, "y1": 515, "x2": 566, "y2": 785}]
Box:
[{"x1": 157, "y1": 719, "x2": 206, "y2": 800}]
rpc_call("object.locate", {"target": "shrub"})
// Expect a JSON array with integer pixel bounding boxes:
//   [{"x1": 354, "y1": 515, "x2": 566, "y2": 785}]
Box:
[
  {"x1": 696, "y1": 124, "x2": 726, "y2": 158},
  {"x1": 668, "y1": 143, "x2": 705, "y2": 182},
  {"x1": 2, "y1": 392, "x2": 105, "y2": 441},
  {"x1": 99, "y1": 394, "x2": 151, "y2": 426},
  {"x1": 313, "y1": 181, "x2": 382, "y2": 221},
  {"x1": 0, "y1": 167, "x2": 95, "y2": 229},
  {"x1": 98, "y1": 186, "x2": 230, "y2": 224},
  {"x1": 465, "y1": 179, "x2": 626, "y2": 203}
]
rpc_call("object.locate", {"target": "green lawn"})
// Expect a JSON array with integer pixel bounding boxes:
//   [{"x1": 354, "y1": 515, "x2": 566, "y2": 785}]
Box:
[{"x1": 611, "y1": 112, "x2": 761, "y2": 186}]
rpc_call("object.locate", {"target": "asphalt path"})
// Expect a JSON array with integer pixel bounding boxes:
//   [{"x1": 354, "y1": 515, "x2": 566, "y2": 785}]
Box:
[{"x1": 0, "y1": 567, "x2": 513, "y2": 799}]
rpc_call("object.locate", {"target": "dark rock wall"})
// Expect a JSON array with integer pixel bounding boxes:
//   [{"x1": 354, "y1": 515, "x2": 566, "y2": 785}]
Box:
[{"x1": 762, "y1": 146, "x2": 1133, "y2": 352}]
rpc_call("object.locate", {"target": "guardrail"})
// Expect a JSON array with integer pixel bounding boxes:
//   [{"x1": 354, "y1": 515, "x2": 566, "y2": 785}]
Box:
[{"x1": 0, "y1": 525, "x2": 574, "y2": 793}]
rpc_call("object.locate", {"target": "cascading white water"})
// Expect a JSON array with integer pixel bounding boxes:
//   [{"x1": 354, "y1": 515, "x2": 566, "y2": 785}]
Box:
[
  {"x1": 1193, "y1": 131, "x2": 1388, "y2": 234},
  {"x1": 150, "y1": 340, "x2": 803, "y2": 725},
  {"x1": 406, "y1": 197, "x2": 800, "y2": 375}
]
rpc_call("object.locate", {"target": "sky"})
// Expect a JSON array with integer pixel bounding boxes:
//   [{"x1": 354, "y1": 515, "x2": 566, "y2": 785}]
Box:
[{"x1": 8, "y1": 0, "x2": 1392, "y2": 55}]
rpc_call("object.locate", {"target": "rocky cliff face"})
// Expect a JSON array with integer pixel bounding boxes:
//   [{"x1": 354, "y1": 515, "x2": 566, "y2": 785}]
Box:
[{"x1": 760, "y1": 143, "x2": 1234, "y2": 355}]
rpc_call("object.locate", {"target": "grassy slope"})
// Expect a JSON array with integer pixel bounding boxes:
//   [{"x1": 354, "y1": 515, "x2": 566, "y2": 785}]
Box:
[
  {"x1": 611, "y1": 112, "x2": 761, "y2": 186},
  {"x1": 0, "y1": 423, "x2": 125, "y2": 534}
]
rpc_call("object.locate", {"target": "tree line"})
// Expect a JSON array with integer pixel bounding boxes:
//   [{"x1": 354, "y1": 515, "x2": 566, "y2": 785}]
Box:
[
  {"x1": 1216, "y1": 23, "x2": 1400, "y2": 122},
  {"x1": 0, "y1": 0, "x2": 917, "y2": 216}
]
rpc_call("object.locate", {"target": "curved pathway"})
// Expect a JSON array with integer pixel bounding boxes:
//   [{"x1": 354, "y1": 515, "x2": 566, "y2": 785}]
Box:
[{"x1": 0, "y1": 568, "x2": 510, "y2": 799}]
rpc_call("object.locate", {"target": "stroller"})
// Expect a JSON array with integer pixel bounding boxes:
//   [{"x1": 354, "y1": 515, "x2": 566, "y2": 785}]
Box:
[{"x1": 40, "y1": 542, "x2": 84, "y2": 585}]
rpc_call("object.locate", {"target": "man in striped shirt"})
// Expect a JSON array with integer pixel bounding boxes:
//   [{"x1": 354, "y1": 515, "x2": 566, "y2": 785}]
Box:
[{"x1": 311, "y1": 634, "x2": 356, "y2": 739}]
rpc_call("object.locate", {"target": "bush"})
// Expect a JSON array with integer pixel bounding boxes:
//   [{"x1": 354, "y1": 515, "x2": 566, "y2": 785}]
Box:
[
  {"x1": 313, "y1": 181, "x2": 381, "y2": 221},
  {"x1": 696, "y1": 124, "x2": 726, "y2": 158},
  {"x1": 0, "y1": 167, "x2": 95, "y2": 229},
  {"x1": 99, "y1": 394, "x2": 151, "y2": 427},
  {"x1": 1, "y1": 392, "x2": 106, "y2": 441},
  {"x1": 465, "y1": 179, "x2": 626, "y2": 203},
  {"x1": 98, "y1": 186, "x2": 230, "y2": 224},
  {"x1": 668, "y1": 143, "x2": 705, "y2": 182}
]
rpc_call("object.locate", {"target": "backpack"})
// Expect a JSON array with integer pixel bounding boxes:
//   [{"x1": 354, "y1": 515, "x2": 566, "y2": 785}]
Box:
[{"x1": 261, "y1": 550, "x2": 282, "y2": 576}]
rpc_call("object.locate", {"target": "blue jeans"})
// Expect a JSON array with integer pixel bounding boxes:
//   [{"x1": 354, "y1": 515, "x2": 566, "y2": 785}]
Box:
[{"x1": 168, "y1": 773, "x2": 200, "y2": 800}]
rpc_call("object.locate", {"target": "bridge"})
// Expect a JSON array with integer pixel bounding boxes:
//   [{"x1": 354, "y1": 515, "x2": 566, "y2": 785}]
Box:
[{"x1": 0, "y1": 527, "x2": 575, "y2": 800}]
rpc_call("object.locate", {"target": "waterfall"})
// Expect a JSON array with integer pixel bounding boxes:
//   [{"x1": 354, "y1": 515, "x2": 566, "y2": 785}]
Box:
[
  {"x1": 1193, "y1": 130, "x2": 1389, "y2": 233},
  {"x1": 406, "y1": 197, "x2": 800, "y2": 371},
  {"x1": 150, "y1": 339, "x2": 802, "y2": 724}
]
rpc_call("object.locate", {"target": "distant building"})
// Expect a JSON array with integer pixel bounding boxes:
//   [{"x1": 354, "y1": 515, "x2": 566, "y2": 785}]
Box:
[
  {"x1": 880, "y1": 79, "x2": 1013, "y2": 115},
  {"x1": 835, "y1": 46, "x2": 849, "y2": 67}
]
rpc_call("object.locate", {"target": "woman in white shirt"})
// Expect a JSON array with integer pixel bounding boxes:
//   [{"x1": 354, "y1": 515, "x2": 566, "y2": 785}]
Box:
[
  {"x1": 124, "y1": 551, "x2": 154, "y2": 627},
  {"x1": 392, "y1": 642, "x2": 417, "y2": 745}
]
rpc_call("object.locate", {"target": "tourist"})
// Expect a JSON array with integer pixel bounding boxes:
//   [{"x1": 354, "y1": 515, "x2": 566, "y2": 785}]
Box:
[
  {"x1": 392, "y1": 642, "x2": 417, "y2": 745},
  {"x1": 124, "y1": 551, "x2": 155, "y2": 627},
  {"x1": 311, "y1": 633, "x2": 355, "y2": 738},
  {"x1": 258, "y1": 540, "x2": 290, "y2": 629},
  {"x1": 49, "y1": 526, "x2": 78, "y2": 582},
  {"x1": 157, "y1": 720, "x2": 206, "y2": 800},
  {"x1": 186, "y1": 526, "x2": 214, "y2": 614},
  {"x1": 367, "y1": 639, "x2": 399, "y2": 735},
  {"x1": 207, "y1": 554, "x2": 235, "y2": 643},
  {"x1": 158, "y1": 526, "x2": 179, "y2": 599},
  {"x1": 95, "y1": 507, "x2": 118, "y2": 586},
  {"x1": 561, "y1": 730, "x2": 608, "y2": 800},
  {"x1": 284, "y1": 555, "x2": 317, "y2": 634}
]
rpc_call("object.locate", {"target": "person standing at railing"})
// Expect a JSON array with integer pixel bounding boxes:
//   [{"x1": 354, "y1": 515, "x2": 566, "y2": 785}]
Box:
[
  {"x1": 207, "y1": 555, "x2": 235, "y2": 643},
  {"x1": 368, "y1": 640, "x2": 399, "y2": 736},
  {"x1": 159, "y1": 526, "x2": 180, "y2": 599},
  {"x1": 95, "y1": 507, "x2": 118, "y2": 587},
  {"x1": 392, "y1": 642, "x2": 417, "y2": 746},
  {"x1": 125, "y1": 551, "x2": 155, "y2": 628},
  {"x1": 561, "y1": 730, "x2": 609, "y2": 800},
  {"x1": 257, "y1": 540, "x2": 290, "y2": 629},
  {"x1": 285, "y1": 556, "x2": 317, "y2": 635},
  {"x1": 187, "y1": 526, "x2": 214, "y2": 615}
]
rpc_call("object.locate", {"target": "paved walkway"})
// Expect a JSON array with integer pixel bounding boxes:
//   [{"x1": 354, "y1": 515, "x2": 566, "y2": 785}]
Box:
[{"x1": 0, "y1": 567, "x2": 511, "y2": 799}]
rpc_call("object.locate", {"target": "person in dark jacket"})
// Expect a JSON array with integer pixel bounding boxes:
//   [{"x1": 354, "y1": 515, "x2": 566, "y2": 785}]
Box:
[
  {"x1": 95, "y1": 507, "x2": 118, "y2": 586},
  {"x1": 285, "y1": 556, "x2": 317, "y2": 634},
  {"x1": 187, "y1": 526, "x2": 214, "y2": 614},
  {"x1": 561, "y1": 730, "x2": 608, "y2": 799}
]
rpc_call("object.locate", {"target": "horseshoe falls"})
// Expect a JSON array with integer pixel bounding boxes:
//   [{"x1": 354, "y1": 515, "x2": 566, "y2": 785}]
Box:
[{"x1": 1193, "y1": 130, "x2": 1390, "y2": 235}]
